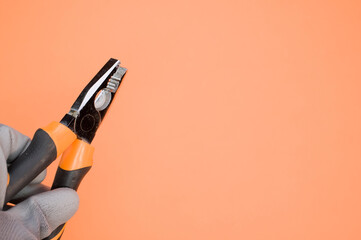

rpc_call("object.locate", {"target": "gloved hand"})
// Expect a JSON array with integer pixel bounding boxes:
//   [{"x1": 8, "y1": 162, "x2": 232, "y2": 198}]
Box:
[{"x1": 0, "y1": 124, "x2": 79, "y2": 240}]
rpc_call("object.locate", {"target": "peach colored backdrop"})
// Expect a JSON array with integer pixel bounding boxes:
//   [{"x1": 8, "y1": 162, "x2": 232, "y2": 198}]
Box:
[{"x1": 1, "y1": 1, "x2": 361, "y2": 239}]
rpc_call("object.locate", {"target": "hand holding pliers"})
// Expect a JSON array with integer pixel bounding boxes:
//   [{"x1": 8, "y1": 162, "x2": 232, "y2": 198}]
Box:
[{"x1": 5, "y1": 58, "x2": 127, "y2": 239}]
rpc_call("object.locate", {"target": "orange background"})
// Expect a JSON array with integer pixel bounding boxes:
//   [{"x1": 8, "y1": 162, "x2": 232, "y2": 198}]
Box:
[{"x1": 1, "y1": 1, "x2": 361, "y2": 239}]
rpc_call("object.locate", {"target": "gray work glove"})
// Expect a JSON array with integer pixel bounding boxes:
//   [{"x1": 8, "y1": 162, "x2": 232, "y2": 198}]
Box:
[{"x1": 0, "y1": 124, "x2": 79, "y2": 240}]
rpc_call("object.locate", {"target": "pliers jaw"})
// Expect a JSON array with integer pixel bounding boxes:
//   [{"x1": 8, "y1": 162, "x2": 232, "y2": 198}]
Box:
[{"x1": 60, "y1": 58, "x2": 127, "y2": 143}]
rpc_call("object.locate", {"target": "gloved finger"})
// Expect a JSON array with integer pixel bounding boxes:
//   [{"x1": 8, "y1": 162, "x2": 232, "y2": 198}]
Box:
[
  {"x1": 0, "y1": 124, "x2": 30, "y2": 164},
  {"x1": 0, "y1": 124, "x2": 30, "y2": 209},
  {"x1": 11, "y1": 184, "x2": 50, "y2": 204},
  {"x1": 7, "y1": 188, "x2": 79, "y2": 239}
]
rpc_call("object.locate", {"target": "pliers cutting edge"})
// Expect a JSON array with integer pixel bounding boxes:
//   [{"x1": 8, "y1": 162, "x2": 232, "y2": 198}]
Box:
[{"x1": 5, "y1": 58, "x2": 127, "y2": 239}]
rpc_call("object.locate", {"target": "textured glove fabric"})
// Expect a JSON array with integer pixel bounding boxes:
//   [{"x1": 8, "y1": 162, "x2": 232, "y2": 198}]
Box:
[
  {"x1": 0, "y1": 124, "x2": 79, "y2": 240},
  {"x1": 0, "y1": 189, "x2": 78, "y2": 240}
]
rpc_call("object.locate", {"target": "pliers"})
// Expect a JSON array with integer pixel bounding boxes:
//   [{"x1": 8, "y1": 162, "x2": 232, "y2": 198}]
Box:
[{"x1": 4, "y1": 58, "x2": 127, "y2": 239}]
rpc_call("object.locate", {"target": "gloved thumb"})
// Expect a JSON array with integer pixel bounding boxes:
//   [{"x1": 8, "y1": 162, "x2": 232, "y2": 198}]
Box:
[{"x1": 3, "y1": 188, "x2": 79, "y2": 239}]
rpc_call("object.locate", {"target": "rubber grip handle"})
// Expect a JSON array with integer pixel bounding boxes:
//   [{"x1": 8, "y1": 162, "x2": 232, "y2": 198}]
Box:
[
  {"x1": 43, "y1": 139, "x2": 93, "y2": 240},
  {"x1": 52, "y1": 166, "x2": 92, "y2": 191},
  {"x1": 5, "y1": 129, "x2": 57, "y2": 204},
  {"x1": 42, "y1": 167, "x2": 91, "y2": 240}
]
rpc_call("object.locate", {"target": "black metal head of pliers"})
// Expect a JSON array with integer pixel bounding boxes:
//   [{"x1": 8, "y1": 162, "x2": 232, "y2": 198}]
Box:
[{"x1": 60, "y1": 58, "x2": 127, "y2": 143}]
